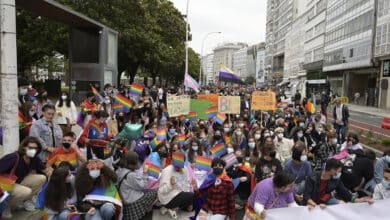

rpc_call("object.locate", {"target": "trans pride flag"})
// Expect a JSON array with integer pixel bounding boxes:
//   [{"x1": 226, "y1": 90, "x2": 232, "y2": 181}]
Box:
[{"x1": 184, "y1": 73, "x2": 200, "y2": 93}]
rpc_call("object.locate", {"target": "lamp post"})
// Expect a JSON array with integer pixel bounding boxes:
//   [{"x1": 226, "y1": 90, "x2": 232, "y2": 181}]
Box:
[
  {"x1": 185, "y1": 0, "x2": 190, "y2": 76},
  {"x1": 199, "y1": 31, "x2": 221, "y2": 86}
]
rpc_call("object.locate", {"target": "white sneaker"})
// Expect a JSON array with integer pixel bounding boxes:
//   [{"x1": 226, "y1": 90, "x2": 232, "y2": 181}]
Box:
[
  {"x1": 23, "y1": 200, "x2": 36, "y2": 212},
  {"x1": 168, "y1": 209, "x2": 177, "y2": 219},
  {"x1": 2, "y1": 205, "x2": 13, "y2": 219},
  {"x1": 160, "y1": 206, "x2": 168, "y2": 215}
]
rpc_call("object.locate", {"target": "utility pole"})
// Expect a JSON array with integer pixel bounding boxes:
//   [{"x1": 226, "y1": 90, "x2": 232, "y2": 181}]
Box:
[
  {"x1": 0, "y1": 0, "x2": 19, "y2": 156},
  {"x1": 185, "y1": 0, "x2": 190, "y2": 76}
]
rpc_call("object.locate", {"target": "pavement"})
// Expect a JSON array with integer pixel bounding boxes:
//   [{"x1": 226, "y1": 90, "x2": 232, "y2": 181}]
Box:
[{"x1": 347, "y1": 104, "x2": 390, "y2": 118}]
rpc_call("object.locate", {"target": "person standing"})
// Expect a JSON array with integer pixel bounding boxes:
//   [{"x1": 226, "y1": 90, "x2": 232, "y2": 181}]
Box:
[
  {"x1": 333, "y1": 98, "x2": 349, "y2": 144},
  {"x1": 55, "y1": 92, "x2": 78, "y2": 134},
  {"x1": 29, "y1": 104, "x2": 63, "y2": 162}
]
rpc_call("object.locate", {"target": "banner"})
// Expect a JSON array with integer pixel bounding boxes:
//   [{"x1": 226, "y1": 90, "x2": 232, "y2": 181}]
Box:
[
  {"x1": 251, "y1": 91, "x2": 276, "y2": 111},
  {"x1": 197, "y1": 94, "x2": 219, "y2": 107},
  {"x1": 190, "y1": 99, "x2": 213, "y2": 120},
  {"x1": 218, "y1": 96, "x2": 241, "y2": 114},
  {"x1": 167, "y1": 95, "x2": 190, "y2": 117},
  {"x1": 266, "y1": 198, "x2": 389, "y2": 220}
]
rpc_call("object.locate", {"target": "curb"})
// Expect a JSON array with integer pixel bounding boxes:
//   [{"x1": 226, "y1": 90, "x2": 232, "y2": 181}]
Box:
[{"x1": 361, "y1": 143, "x2": 383, "y2": 158}]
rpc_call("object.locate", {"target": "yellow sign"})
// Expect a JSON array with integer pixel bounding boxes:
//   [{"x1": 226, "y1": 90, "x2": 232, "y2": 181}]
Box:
[
  {"x1": 197, "y1": 94, "x2": 219, "y2": 107},
  {"x1": 167, "y1": 95, "x2": 190, "y2": 117},
  {"x1": 218, "y1": 96, "x2": 241, "y2": 114},
  {"x1": 251, "y1": 91, "x2": 277, "y2": 111}
]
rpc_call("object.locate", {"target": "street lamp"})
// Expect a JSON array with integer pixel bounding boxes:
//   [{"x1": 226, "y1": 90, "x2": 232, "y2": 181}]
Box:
[
  {"x1": 199, "y1": 31, "x2": 221, "y2": 86},
  {"x1": 185, "y1": 0, "x2": 190, "y2": 76}
]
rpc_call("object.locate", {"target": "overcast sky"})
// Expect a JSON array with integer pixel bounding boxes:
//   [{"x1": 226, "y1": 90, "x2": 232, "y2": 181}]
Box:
[{"x1": 169, "y1": 0, "x2": 267, "y2": 56}]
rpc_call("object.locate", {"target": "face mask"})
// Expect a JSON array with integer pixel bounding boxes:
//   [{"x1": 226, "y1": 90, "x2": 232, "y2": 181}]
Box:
[
  {"x1": 332, "y1": 138, "x2": 338, "y2": 145},
  {"x1": 239, "y1": 123, "x2": 244, "y2": 128},
  {"x1": 192, "y1": 146, "x2": 199, "y2": 151},
  {"x1": 248, "y1": 142, "x2": 256, "y2": 149},
  {"x1": 333, "y1": 172, "x2": 342, "y2": 179},
  {"x1": 299, "y1": 123, "x2": 305, "y2": 128},
  {"x1": 297, "y1": 132, "x2": 303, "y2": 138},
  {"x1": 29, "y1": 111, "x2": 36, "y2": 117},
  {"x1": 307, "y1": 127, "x2": 313, "y2": 131},
  {"x1": 159, "y1": 151, "x2": 168, "y2": 158},
  {"x1": 89, "y1": 169, "x2": 101, "y2": 179},
  {"x1": 227, "y1": 148, "x2": 234, "y2": 154},
  {"x1": 20, "y1": 88, "x2": 28, "y2": 95},
  {"x1": 382, "y1": 180, "x2": 390, "y2": 189},
  {"x1": 66, "y1": 175, "x2": 75, "y2": 184},
  {"x1": 317, "y1": 128, "x2": 323, "y2": 133},
  {"x1": 224, "y1": 128, "x2": 230, "y2": 133},
  {"x1": 63, "y1": 142, "x2": 71, "y2": 149},
  {"x1": 229, "y1": 123, "x2": 233, "y2": 128},
  {"x1": 61, "y1": 95, "x2": 67, "y2": 100},
  {"x1": 213, "y1": 167, "x2": 223, "y2": 176},
  {"x1": 236, "y1": 131, "x2": 242, "y2": 136},
  {"x1": 270, "y1": 131, "x2": 274, "y2": 136},
  {"x1": 385, "y1": 156, "x2": 390, "y2": 163},
  {"x1": 300, "y1": 155, "x2": 308, "y2": 162},
  {"x1": 277, "y1": 133, "x2": 284, "y2": 139},
  {"x1": 254, "y1": 134, "x2": 261, "y2": 140},
  {"x1": 264, "y1": 133, "x2": 270, "y2": 137},
  {"x1": 106, "y1": 100, "x2": 111, "y2": 104},
  {"x1": 25, "y1": 148, "x2": 37, "y2": 158},
  {"x1": 214, "y1": 135, "x2": 222, "y2": 140},
  {"x1": 169, "y1": 128, "x2": 176, "y2": 134}
]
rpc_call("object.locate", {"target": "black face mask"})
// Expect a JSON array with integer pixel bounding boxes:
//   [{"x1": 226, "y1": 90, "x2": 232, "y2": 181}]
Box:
[
  {"x1": 63, "y1": 142, "x2": 71, "y2": 149},
  {"x1": 159, "y1": 151, "x2": 168, "y2": 158},
  {"x1": 214, "y1": 135, "x2": 222, "y2": 140},
  {"x1": 237, "y1": 157, "x2": 243, "y2": 164},
  {"x1": 91, "y1": 98, "x2": 96, "y2": 103},
  {"x1": 269, "y1": 151, "x2": 276, "y2": 158},
  {"x1": 213, "y1": 167, "x2": 223, "y2": 176}
]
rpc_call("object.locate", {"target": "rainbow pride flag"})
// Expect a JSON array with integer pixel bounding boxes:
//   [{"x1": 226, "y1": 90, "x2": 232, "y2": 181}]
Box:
[
  {"x1": 172, "y1": 152, "x2": 185, "y2": 168},
  {"x1": 156, "y1": 129, "x2": 167, "y2": 141},
  {"x1": 66, "y1": 212, "x2": 83, "y2": 220},
  {"x1": 130, "y1": 83, "x2": 144, "y2": 97},
  {"x1": 177, "y1": 134, "x2": 186, "y2": 145},
  {"x1": 90, "y1": 122, "x2": 103, "y2": 135},
  {"x1": 188, "y1": 111, "x2": 198, "y2": 121},
  {"x1": 206, "y1": 106, "x2": 218, "y2": 119},
  {"x1": 91, "y1": 86, "x2": 106, "y2": 104},
  {"x1": 112, "y1": 101, "x2": 125, "y2": 113},
  {"x1": 210, "y1": 142, "x2": 226, "y2": 157},
  {"x1": 149, "y1": 138, "x2": 161, "y2": 150},
  {"x1": 214, "y1": 112, "x2": 227, "y2": 125},
  {"x1": 178, "y1": 115, "x2": 186, "y2": 122},
  {"x1": 114, "y1": 93, "x2": 134, "y2": 110},
  {"x1": 147, "y1": 163, "x2": 161, "y2": 178},
  {"x1": 306, "y1": 101, "x2": 316, "y2": 114},
  {"x1": 195, "y1": 156, "x2": 212, "y2": 171},
  {"x1": 83, "y1": 181, "x2": 122, "y2": 207}
]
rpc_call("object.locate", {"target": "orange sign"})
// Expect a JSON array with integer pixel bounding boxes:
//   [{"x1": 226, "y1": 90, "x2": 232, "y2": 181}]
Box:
[
  {"x1": 197, "y1": 93, "x2": 219, "y2": 107},
  {"x1": 251, "y1": 91, "x2": 276, "y2": 111}
]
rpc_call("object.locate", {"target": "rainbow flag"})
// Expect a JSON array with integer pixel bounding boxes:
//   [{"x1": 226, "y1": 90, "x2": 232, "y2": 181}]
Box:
[
  {"x1": 188, "y1": 111, "x2": 198, "y2": 121},
  {"x1": 103, "y1": 146, "x2": 112, "y2": 158},
  {"x1": 206, "y1": 106, "x2": 218, "y2": 119},
  {"x1": 130, "y1": 83, "x2": 144, "y2": 97},
  {"x1": 114, "y1": 93, "x2": 134, "y2": 110},
  {"x1": 149, "y1": 138, "x2": 161, "y2": 150},
  {"x1": 147, "y1": 163, "x2": 161, "y2": 178},
  {"x1": 66, "y1": 212, "x2": 83, "y2": 220},
  {"x1": 210, "y1": 142, "x2": 226, "y2": 157},
  {"x1": 156, "y1": 129, "x2": 167, "y2": 141},
  {"x1": 177, "y1": 134, "x2": 186, "y2": 146},
  {"x1": 178, "y1": 115, "x2": 186, "y2": 122},
  {"x1": 172, "y1": 152, "x2": 185, "y2": 168},
  {"x1": 196, "y1": 156, "x2": 212, "y2": 171},
  {"x1": 214, "y1": 112, "x2": 227, "y2": 125},
  {"x1": 112, "y1": 101, "x2": 125, "y2": 113},
  {"x1": 83, "y1": 181, "x2": 122, "y2": 207},
  {"x1": 90, "y1": 122, "x2": 103, "y2": 135},
  {"x1": 306, "y1": 101, "x2": 316, "y2": 114},
  {"x1": 91, "y1": 86, "x2": 106, "y2": 104}
]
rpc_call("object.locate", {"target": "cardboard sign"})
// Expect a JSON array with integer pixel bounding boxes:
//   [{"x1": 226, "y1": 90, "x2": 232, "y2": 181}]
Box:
[
  {"x1": 251, "y1": 91, "x2": 277, "y2": 111},
  {"x1": 197, "y1": 94, "x2": 219, "y2": 107},
  {"x1": 167, "y1": 95, "x2": 190, "y2": 117},
  {"x1": 218, "y1": 96, "x2": 241, "y2": 114},
  {"x1": 190, "y1": 99, "x2": 213, "y2": 120}
]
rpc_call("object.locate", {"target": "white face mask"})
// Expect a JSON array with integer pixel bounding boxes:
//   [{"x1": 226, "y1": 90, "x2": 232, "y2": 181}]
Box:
[
  {"x1": 277, "y1": 133, "x2": 284, "y2": 139},
  {"x1": 61, "y1": 95, "x2": 67, "y2": 100},
  {"x1": 66, "y1": 175, "x2": 75, "y2": 184},
  {"x1": 300, "y1": 155, "x2": 308, "y2": 162},
  {"x1": 317, "y1": 128, "x2": 323, "y2": 133},
  {"x1": 89, "y1": 170, "x2": 101, "y2": 179},
  {"x1": 254, "y1": 134, "x2": 261, "y2": 140},
  {"x1": 264, "y1": 133, "x2": 270, "y2": 137},
  {"x1": 333, "y1": 172, "x2": 342, "y2": 179},
  {"x1": 239, "y1": 123, "x2": 244, "y2": 128},
  {"x1": 236, "y1": 131, "x2": 242, "y2": 136},
  {"x1": 299, "y1": 122, "x2": 305, "y2": 128},
  {"x1": 248, "y1": 142, "x2": 256, "y2": 149},
  {"x1": 227, "y1": 148, "x2": 234, "y2": 154},
  {"x1": 297, "y1": 132, "x2": 303, "y2": 138},
  {"x1": 385, "y1": 155, "x2": 390, "y2": 163},
  {"x1": 192, "y1": 146, "x2": 198, "y2": 151},
  {"x1": 224, "y1": 128, "x2": 230, "y2": 133},
  {"x1": 20, "y1": 88, "x2": 28, "y2": 95},
  {"x1": 26, "y1": 148, "x2": 37, "y2": 158},
  {"x1": 332, "y1": 138, "x2": 338, "y2": 145},
  {"x1": 29, "y1": 111, "x2": 36, "y2": 117}
]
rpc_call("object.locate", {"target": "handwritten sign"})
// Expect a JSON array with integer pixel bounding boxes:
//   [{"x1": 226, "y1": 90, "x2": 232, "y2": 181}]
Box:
[
  {"x1": 251, "y1": 91, "x2": 276, "y2": 111},
  {"x1": 167, "y1": 95, "x2": 190, "y2": 117},
  {"x1": 218, "y1": 96, "x2": 240, "y2": 114},
  {"x1": 197, "y1": 94, "x2": 219, "y2": 107}
]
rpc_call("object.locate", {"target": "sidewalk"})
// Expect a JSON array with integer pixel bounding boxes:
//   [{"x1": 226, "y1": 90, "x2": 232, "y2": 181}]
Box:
[{"x1": 347, "y1": 104, "x2": 390, "y2": 118}]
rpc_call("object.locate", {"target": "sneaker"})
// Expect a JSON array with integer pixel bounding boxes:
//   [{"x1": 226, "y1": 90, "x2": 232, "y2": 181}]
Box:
[
  {"x1": 23, "y1": 200, "x2": 36, "y2": 212},
  {"x1": 160, "y1": 206, "x2": 168, "y2": 215},
  {"x1": 2, "y1": 205, "x2": 13, "y2": 219},
  {"x1": 168, "y1": 209, "x2": 177, "y2": 219}
]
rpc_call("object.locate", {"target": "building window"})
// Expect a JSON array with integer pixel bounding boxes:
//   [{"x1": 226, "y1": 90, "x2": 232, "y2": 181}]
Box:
[
  {"x1": 313, "y1": 47, "x2": 324, "y2": 62},
  {"x1": 315, "y1": 22, "x2": 325, "y2": 36},
  {"x1": 349, "y1": 49, "x2": 354, "y2": 58},
  {"x1": 316, "y1": 0, "x2": 326, "y2": 14},
  {"x1": 307, "y1": 7, "x2": 315, "y2": 21}
]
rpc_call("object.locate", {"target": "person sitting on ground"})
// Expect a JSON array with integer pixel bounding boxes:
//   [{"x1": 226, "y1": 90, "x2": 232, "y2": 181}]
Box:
[
  {"x1": 373, "y1": 150, "x2": 390, "y2": 186},
  {"x1": 255, "y1": 142, "x2": 283, "y2": 182},
  {"x1": 274, "y1": 127, "x2": 293, "y2": 165},
  {"x1": 0, "y1": 137, "x2": 52, "y2": 218},
  {"x1": 373, "y1": 168, "x2": 390, "y2": 200},
  {"x1": 116, "y1": 151, "x2": 157, "y2": 220}
]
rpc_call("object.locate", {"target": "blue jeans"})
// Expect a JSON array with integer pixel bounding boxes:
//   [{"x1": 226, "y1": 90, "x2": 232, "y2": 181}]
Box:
[
  {"x1": 86, "y1": 203, "x2": 116, "y2": 220},
  {"x1": 326, "y1": 198, "x2": 341, "y2": 205},
  {"x1": 334, "y1": 123, "x2": 347, "y2": 144},
  {"x1": 50, "y1": 209, "x2": 71, "y2": 220}
]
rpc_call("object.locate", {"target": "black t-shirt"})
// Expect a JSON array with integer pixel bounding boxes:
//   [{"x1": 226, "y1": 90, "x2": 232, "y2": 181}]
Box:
[
  {"x1": 0, "y1": 152, "x2": 45, "y2": 183},
  {"x1": 255, "y1": 157, "x2": 282, "y2": 182}
]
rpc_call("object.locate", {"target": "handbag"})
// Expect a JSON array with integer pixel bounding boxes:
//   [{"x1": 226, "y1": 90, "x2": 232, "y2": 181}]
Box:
[{"x1": 0, "y1": 153, "x2": 20, "y2": 192}]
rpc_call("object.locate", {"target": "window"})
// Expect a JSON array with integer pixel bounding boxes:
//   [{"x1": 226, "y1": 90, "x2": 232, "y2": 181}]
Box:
[
  {"x1": 305, "y1": 52, "x2": 312, "y2": 63},
  {"x1": 307, "y1": 7, "x2": 315, "y2": 21},
  {"x1": 314, "y1": 47, "x2": 324, "y2": 61},
  {"x1": 349, "y1": 49, "x2": 354, "y2": 58},
  {"x1": 316, "y1": 0, "x2": 326, "y2": 14},
  {"x1": 315, "y1": 22, "x2": 325, "y2": 36}
]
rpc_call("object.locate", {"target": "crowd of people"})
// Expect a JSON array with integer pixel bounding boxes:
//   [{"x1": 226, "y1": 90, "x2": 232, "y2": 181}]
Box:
[{"x1": 0, "y1": 78, "x2": 389, "y2": 220}]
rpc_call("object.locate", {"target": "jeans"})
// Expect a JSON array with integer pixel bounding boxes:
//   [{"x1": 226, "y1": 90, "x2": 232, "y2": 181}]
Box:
[
  {"x1": 334, "y1": 123, "x2": 347, "y2": 144},
  {"x1": 326, "y1": 198, "x2": 341, "y2": 205},
  {"x1": 50, "y1": 209, "x2": 71, "y2": 220},
  {"x1": 86, "y1": 203, "x2": 116, "y2": 220}
]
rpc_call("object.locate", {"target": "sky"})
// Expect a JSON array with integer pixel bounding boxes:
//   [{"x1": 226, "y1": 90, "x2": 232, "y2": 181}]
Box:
[{"x1": 169, "y1": 0, "x2": 267, "y2": 56}]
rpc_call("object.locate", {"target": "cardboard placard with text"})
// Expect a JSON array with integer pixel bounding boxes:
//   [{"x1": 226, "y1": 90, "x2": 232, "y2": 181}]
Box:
[
  {"x1": 167, "y1": 95, "x2": 190, "y2": 117},
  {"x1": 197, "y1": 94, "x2": 219, "y2": 107},
  {"x1": 218, "y1": 96, "x2": 241, "y2": 114},
  {"x1": 251, "y1": 91, "x2": 277, "y2": 111}
]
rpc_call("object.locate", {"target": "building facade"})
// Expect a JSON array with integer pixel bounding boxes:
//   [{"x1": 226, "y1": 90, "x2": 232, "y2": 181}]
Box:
[
  {"x1": 256, "y1": 44, "x2": 266, "y2": 87},
  {"x1": 375, "y1": 0, "x2": 390, "y2": 109},
  {"x1": 233, "y1": 47, "x2": 248, "y2": 78},
  {"x1": 201, "y1": 53, "x2": 214, "y2": 85},
  {"x1": 324, "y1": 0, "x2": 378, "y2": 106},
  {"x1": 213, "y1": 43, "x2": 247, "y2": 83}
]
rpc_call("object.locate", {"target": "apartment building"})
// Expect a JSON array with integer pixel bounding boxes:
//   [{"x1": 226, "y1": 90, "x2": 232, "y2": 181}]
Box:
[{"x1": 212, "y1": 43, "x2": 247, "y2": 83}]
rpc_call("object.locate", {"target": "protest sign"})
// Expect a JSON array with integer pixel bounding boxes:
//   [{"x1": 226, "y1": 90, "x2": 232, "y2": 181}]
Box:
[
  {"x1": 190, "y1": 99, "x2": 213, "y2": 120},
  {"x1": 167, "y1": 95, "x2": 190, "y2": 117},
  {"x1": 197, "y1": 94, "x2": 219, "y2": 107},
  {"x1": 251, "y1": 91, "x2": 276, "y2": 111},
  {"x1": 218, "y1": 96, "x2": 240, "y2": 114}
]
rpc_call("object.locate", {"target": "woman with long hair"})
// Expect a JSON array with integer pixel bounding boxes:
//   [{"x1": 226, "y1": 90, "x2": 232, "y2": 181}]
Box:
[
  {"x1": 19, "y1": 102, "x2": 37, "y2": 141},
  {"x1": 55, "y1": 92, "x2": 78, "y2": 134},
  {"x1": 34, "y1": 89, "x2": 51, "y2": 118},
  {"x1": 45, "y1": 167, "x2": 77, "y2": 220}
]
